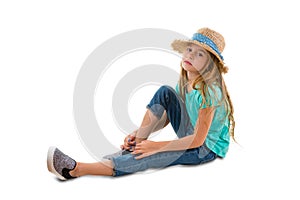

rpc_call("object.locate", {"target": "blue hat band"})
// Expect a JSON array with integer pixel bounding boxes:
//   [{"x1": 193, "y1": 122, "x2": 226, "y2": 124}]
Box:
[{"x1": 192, "y1": 33, "x2": 224, "y2": 60}]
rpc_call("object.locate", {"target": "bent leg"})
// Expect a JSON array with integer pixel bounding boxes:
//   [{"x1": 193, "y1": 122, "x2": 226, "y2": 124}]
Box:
[
  {"x1": 146, "y1": 85, "x2": 194, "y2": 138},
  {"x1": 126, "y1": 85, "x2": 192, "y2": 145},
  {"x1": 135, "y1": 109, "x2": 168, "y2": 143}
]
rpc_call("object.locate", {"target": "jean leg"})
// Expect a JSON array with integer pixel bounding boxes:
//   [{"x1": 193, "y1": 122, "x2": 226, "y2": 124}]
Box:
[
  {"x1": 168, "y1": 144, "x2": 217, "y2": 166},
  {"x1": 112, "y1": 144, "x2": 217, "y2": 177},
  {"x1": 146, "y1": 85, "x2": 194, "y2": 138}
]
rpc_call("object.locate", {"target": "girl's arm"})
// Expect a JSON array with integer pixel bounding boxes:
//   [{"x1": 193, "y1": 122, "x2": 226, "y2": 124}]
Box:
[{"x1": 132, "y1": 107, "x2": 215, "y2": 159}]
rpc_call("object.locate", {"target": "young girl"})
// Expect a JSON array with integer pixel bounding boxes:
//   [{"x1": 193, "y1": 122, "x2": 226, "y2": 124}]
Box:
[{"x1": 47, "y1": 27, "x2": 235, "y2": 180}]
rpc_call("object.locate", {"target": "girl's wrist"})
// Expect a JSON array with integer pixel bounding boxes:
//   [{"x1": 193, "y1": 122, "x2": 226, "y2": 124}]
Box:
[{"x1": 155, "y1": 141, "x2": 168, "y2": 153}]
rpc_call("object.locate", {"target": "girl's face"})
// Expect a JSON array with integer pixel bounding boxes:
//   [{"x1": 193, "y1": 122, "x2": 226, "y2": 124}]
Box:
[{"x1": 181, "y1": 43, "x2": 209, "y2": 74}]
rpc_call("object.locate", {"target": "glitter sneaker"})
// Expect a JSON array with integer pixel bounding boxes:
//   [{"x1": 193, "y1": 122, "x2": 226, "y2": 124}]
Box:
[{"x1": 47, "y1": 146, "x2": 77, "y2": 180}]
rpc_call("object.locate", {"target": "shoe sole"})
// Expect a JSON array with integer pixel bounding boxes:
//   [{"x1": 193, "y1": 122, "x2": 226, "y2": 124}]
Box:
[{"x1": 47, "y1": 146, "x2": 67, "y2": 181}]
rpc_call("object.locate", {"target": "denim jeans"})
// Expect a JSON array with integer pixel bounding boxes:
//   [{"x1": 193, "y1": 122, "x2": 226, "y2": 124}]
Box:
[{"x1": 112, "y1": 85, "x2": 217, "y2": 176}]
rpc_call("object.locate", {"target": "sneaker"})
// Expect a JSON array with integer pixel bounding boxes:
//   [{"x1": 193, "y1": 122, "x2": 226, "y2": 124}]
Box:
[{"x1": 47, "y1": 146, "x2": 77, "y2": 180}]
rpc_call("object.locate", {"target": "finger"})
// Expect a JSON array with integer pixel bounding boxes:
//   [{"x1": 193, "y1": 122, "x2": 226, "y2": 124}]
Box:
[
  {"x1": 131, "y1": 149, "x2": 142, "y2": 155},
  {"x1": 135, "y1": 143, "x2": 142, "y2": 148},
  {"x1": 135, "y1": 153, "x2": 148, "y2": 160},
  {"x1": 123, "y1": 144, "x2": 131, "y2": 150},
  {"x1": 136, "y1": 140, "x2": 146, "y2": 147},
  {"x1": 127, "y1": 135, "x2": 135, "y2": 142},
  {"x1": 135, "y1": 155, "x2": 143, "y2": 160},
  {"x1": 121, "y1": 144, "x2": 131, "y2": 150},
  {"x1": 129, "y1": 135, "x2": 136, "y2": 141},
  {"x1": 128, "y1": 141, "x2": 136, "y2": 146},
  {"x1": 133, "y1": 145, "x2": 141, "y2": 150},
  {"x1": 126, "y1": 136, "x2": 136, "y2": 145}
]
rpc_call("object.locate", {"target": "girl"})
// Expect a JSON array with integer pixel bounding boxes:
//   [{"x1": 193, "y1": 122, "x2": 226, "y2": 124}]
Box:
[{"x1": 47, "y1": 27, "x2": 235, "y2": 180}]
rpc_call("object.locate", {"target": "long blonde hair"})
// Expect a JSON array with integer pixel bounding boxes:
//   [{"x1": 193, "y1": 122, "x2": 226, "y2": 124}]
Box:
[{"x1": 178, "y1": 52, "x2": 236, "y2": 142}]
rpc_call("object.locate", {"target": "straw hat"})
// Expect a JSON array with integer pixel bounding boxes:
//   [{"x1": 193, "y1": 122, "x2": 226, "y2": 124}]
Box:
[{"x1": 172, "y1": 28, "x2": 225, "y2": 66}]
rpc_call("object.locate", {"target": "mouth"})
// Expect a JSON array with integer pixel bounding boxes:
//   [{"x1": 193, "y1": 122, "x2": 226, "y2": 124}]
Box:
[{"x1": 184, "y1": 60, "x2": 192, "y2": 66}]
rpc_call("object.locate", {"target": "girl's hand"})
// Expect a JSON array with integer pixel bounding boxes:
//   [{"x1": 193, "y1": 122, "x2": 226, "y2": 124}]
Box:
[
  {"x1": 121, "y1": 134, "x2": 136, "y2": 151},
  {"x1": 131, "y1": 140, "x2": 160, "y2": 159}
]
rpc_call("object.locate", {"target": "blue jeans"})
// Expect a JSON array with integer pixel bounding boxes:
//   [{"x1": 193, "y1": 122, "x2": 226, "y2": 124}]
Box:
[{"x1": 112, "y1": 85, "x2": 217, "y2": 176}]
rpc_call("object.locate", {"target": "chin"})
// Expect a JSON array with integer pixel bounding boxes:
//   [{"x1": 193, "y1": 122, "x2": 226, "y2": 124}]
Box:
[{"x1": 182, "y1": 63, "x2": 198, "y2": 73}]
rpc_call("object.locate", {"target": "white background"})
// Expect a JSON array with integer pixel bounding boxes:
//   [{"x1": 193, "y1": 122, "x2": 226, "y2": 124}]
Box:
[{"x1": 1, "y1": 0, "x2": 299, "y2": 199}]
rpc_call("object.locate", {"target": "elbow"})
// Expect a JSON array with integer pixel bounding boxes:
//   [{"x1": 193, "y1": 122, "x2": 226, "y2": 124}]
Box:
[
  {"x1": 190, "y1": 138, "x2": 205, "y2": 149},
  {"x1": 190, "y1": 131, "x2": 207, "y2": 148}
]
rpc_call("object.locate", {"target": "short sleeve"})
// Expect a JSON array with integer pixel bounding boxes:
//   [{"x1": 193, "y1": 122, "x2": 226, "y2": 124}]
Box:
[{"x1": 199, "y1": 85, "x2": 223, "y2": 109}]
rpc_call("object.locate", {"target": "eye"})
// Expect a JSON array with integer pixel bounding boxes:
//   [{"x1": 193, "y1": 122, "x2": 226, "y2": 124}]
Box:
[
  {"x1": 186, "y1": 47, "x2": 192, "y2": 52},
  {"x1": 198, "y1": 53, "x2": 203, "y2": 57}
]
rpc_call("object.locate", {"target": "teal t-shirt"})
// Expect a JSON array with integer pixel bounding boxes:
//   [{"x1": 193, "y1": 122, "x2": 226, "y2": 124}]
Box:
[{"x1": 176, "y1": 84, "x2": 230, "y2": 157}]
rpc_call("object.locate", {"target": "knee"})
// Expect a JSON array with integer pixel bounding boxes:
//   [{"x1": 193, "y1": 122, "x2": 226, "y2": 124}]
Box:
[
  {"x1": 157, "y1": 85, "x2": 176, "y2": 95},
  {"x1": 155, "y1": 85, "x2": 178, "y2": 103}
]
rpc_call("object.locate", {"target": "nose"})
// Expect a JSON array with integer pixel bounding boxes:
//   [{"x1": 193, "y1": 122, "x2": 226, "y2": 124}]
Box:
[{"x1": 188, "y1": 52, "x2": 194, "y2": 60}]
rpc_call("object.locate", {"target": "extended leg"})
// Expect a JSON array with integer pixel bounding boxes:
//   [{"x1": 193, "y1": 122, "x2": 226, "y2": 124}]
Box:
[{"x1": 70, "y1": 160, "x2": 113, "y2": 177}]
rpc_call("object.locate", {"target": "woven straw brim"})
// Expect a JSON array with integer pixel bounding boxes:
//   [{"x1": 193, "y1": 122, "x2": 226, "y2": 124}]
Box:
[{"x1": 171, "y1": 39, "x2": 224, "y2": 65}]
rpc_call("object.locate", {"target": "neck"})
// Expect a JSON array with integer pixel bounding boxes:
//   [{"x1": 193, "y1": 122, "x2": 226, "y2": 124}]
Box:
[
  {"x1": 187, "y1": 71, "x2": 198, "y2": 82},
  {"x1": 186, "y1": 72, "x2": 199, "y2": 92}
]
